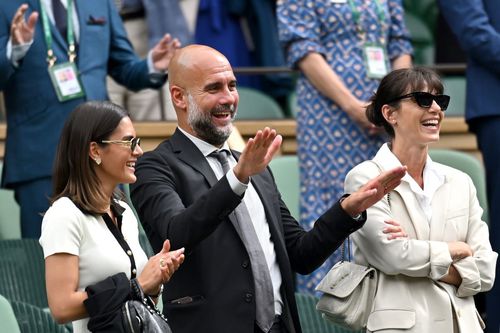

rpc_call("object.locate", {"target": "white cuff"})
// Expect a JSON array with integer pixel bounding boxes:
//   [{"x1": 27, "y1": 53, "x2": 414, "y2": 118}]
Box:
[
  {"x1": 8, "y1": 37, "x2": 33, "y2": 67},
  {"x1": 226, "y1": 168, "x2": 248, "y2": 197},
  {"x1": 147, "y1": 50, "x2": 166, "y2": 74}
]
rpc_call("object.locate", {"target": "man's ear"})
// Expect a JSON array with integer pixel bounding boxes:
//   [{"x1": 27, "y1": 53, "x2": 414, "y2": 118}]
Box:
[{"x1": 170, "y1": 85, "x2": 187, "y2": 110}]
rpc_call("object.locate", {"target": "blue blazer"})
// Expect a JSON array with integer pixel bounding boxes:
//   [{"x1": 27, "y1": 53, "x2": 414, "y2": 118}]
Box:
[
  {"x1": 437, "y1": 0, "x2": 500, "y2": 123},
  {"x1": 0, "y1": 0, "x2": 165, "y2": 186}
]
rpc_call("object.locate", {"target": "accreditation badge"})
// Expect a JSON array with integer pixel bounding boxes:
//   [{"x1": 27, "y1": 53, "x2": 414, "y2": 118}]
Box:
[
  {"x1": 363, "y1": 43, "x2": 389, "y2": 79},
  {"x1": 48, "y1": 62, "x2": 85, "y2": 102}
]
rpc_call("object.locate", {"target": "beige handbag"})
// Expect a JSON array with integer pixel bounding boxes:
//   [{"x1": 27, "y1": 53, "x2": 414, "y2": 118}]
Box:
[{"x1": 315, "y1": 239, "x2": 378, "y2": 330}]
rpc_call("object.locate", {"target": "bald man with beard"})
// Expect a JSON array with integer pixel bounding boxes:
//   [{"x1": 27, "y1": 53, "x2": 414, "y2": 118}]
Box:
[{"x1": 130, "y1": 45, "x2": 406, "y2": 333}]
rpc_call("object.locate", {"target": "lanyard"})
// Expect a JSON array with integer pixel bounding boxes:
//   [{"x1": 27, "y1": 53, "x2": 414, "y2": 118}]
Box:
[
  {"x1": 40, "y1": 0, "x2": 77, "y2": 67},
  {"x1": 348, "y1": 0, "x2": 387, "y2": 44}
]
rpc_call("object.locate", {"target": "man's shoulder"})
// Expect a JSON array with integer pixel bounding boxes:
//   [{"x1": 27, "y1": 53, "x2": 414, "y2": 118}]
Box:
[{"x1": 140, "y1": 139, "x2": 175, "y2": 162}]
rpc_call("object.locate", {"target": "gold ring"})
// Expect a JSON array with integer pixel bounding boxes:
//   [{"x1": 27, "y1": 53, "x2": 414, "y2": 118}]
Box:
[{"x1": 159, "y1": 258, "x2": 166, "y2": 268}]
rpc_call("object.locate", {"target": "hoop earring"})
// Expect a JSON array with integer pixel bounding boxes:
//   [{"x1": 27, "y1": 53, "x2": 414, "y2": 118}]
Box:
[{"x1": 94, "y1": 157, "x2": 101, "y2": 165}]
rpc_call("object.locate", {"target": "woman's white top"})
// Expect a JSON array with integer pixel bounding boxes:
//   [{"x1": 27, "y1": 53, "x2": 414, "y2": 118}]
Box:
[{"x1": 39, "y1": 197, "x2": 148, "y2": 333}]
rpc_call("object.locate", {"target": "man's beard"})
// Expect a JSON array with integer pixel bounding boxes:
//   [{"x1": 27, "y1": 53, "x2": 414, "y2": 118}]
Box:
[{"x1": 187, "y1": 94, "x2": 235, "y2": 146}]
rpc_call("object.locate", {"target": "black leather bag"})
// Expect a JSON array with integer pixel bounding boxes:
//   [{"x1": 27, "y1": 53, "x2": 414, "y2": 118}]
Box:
[
  {"x1": 122, "y1": 279, "x2": 172, "y2": 333},
  {"x1": 85, "y1": 273, "x2": 172, "y2": 333}
]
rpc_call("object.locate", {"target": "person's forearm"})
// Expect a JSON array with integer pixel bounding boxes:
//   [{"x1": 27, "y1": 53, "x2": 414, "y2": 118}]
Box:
[
  {"x1": 391, "y1": 54, "x2": 412, "y2": 70},
  {"x1": 439, "y1": 264, "x2": 462, "y2": 287},
  {"x1": 298, "y1": 52, "x2": 359, "y2": 113}
]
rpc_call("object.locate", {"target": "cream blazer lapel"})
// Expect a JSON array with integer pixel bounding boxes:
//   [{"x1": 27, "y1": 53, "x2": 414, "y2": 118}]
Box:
[
  {"x1": 429, "y1": 176, "x2": 452, "y2": 241},
  {"x1": 372, "y1": 156, "x2": 430, "y2": 241}
]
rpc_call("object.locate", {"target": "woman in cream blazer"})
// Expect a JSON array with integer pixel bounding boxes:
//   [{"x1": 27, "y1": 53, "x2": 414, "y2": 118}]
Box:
[{"x1": 345, "y1": 67, "x2": 497, "y2": 332}]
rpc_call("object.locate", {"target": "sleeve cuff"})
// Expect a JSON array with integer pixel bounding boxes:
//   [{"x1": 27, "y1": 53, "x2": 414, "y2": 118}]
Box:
[
  {"x1": 287, "y1": 39, "x2": 327, "y2": 68},
  {"x1": 454, "y1": 257, "x2": 481, "y2": 297},
  {"x1": 226, "y1": 168, "x2": 248, "y2": 197},
  {"x1": 147, "y1": 50, "x2": 166, "y2": 74},
  {"x1": 8, "y1": 38, "x2": 33, "y2": 67},
  {"x1": 428, "y1": 241, "x2": 453, "y2": 280}
]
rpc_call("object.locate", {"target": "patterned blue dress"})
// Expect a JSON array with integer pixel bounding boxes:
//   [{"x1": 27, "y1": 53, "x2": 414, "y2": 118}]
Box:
[{"x1": 277, "y1": 0, "x2": 413, "y2": 294}]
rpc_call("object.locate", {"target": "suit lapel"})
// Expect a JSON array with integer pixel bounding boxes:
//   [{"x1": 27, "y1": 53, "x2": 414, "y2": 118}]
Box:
[
  {"x1": 170, "y1": 129, "x2": 218, "y2": 187},
  {"x1": 429, "y1": 176, "x2": 451, "y2": 241},
  {"x1": 34, "y1": 0, "x2": 70, "y2": 52},
  {"x1": 74, "y1": 0, "x2": 89, "y2": 60},
  {"x1": 371, "y1": 156, "x2": 430, "y2": 240},
  {"x1": 394, "y1": 183, "x2": 430, "y2": 240}
]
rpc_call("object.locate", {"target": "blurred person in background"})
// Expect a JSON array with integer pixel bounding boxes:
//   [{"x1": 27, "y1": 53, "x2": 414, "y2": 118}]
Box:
[
  {"x1": 108, "y1": 0, "x2": 192, "y2": 121},
  {"x1": 437, "y1": 0, "x2": 500, "y2": 331},
  {"x1": 277, "y1": 0, "x2": 413, "y2": 294},
  {"x1": 0, "y1": 0, "x2": 179, "y2": 238}
]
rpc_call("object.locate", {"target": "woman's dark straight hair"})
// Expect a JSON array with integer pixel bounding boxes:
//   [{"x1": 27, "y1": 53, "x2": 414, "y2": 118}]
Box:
[
  {"x1": 52, "y1": 101, "x2": 129, "y2": 214},
  {"x1": 366, "y1": 67, "x2": 444, "y2": 137}
]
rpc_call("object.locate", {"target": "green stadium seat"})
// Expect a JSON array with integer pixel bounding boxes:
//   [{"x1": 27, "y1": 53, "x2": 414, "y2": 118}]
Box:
[
  {"x1": 404, "y1": 12, "x2": 435, "y2": 65},
  {"x1": 269, "y1": 155, "x2": 300, "y2": 220},
  {"x1": 237, "y1": 87, "x2": 285, "y2": 119},
  {"x1": 11, "y1": 300, "x2": 71, "y2": 333},
  {"x1": 429, "y1": 149, "x2": 488, "y2": 223},
  {"x1": 403, "y1": 0, "x2": 438, "y2": 34},
  {"x1": 0, "y1": 162, "x2": 21, "y2": 240},
  {"x1": 0, "y1": 239, "x2": 48, "y2": 308},
  {"x1": 442, "y1": 76, "x2": 466, "y2": 117},
  {"x1": 0, "y1": 294, "x2": 21, "y2": 333}
]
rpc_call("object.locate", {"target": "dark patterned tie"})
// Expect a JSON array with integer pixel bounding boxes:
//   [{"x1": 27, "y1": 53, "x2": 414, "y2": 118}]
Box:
[
  {"x1": 52, "y1": 0, "x2": 67, "y2": 38},
  {"x1": 210, "y1": 150, "x2": 275, "y2": 332}
]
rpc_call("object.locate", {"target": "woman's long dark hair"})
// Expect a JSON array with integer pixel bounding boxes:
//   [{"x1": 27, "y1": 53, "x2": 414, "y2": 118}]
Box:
[{"x1": 52, "y1": 101, "x2": 128, "y2": 214}]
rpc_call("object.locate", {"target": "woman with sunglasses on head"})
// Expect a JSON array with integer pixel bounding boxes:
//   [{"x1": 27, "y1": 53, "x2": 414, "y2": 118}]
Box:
[
  {"x1": 39, "y1": 101, "x2": 185, "y2": 332},
  {"x1": 344, "y1": 67, "x2": 497, "y2": 332}
]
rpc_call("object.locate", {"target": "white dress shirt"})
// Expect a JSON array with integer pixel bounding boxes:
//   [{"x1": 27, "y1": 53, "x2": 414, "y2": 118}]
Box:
[{"x1": 378, "y1": 143, "x2": 446, "y2": 223}]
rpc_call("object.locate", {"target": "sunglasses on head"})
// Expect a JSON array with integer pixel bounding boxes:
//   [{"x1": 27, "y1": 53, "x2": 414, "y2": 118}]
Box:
[
  {"x1": 387, "y1": 92, "x2": 450, "y2": 111},
  {"x1": 100, "y1": 137, "x2": 141, "y2": 152}
]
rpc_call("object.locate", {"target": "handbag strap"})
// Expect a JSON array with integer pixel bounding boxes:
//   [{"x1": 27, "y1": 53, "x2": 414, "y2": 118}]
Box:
[
  {"x1": 341, "y1": 158, "x2": 394, "y2": 263},
  {"x1": 130, "y1": 278, "x2": 168, "y2": 320},
  {"x1": 340, "y1": 236, "x2": 352, "y2": 262},
  {"x1": 368, "y1": 159, "x2": 392, "y2": 210}
]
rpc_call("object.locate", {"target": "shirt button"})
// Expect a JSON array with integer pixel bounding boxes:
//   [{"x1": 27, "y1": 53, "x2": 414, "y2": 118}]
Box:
[
  {"x1": 244, "y1": 292, "x2": 253, "y2": 303},
  {"x1": 132, "y1": 268, "x2": 137, "y2": 275},
  {"x1": 127, "y1": 250, "x2": 132, "y2": 256},
  {"x1": 242, "y1": 260, "x2": 249, "y2": 268}
]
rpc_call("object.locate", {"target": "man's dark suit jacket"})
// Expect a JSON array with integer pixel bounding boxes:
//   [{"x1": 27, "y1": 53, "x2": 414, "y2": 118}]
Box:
[{"x1": 131, "y1": 129, "x2": 364, "y2": 333}]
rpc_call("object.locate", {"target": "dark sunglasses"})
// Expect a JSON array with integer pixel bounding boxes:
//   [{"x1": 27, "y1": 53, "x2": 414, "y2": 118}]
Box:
[
  {"x1": 100, "y1": 137, "x2": 141, "y2": 152},
  {"x1": 387, "y1": 92, "x2": 450, "y2": 111}
]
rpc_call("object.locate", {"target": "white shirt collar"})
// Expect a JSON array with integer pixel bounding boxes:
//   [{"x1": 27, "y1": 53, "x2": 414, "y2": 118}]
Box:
[
  {"x1": 177, "y1": 127, "x2": 230, "y2": 157},
  {"x1": 375, "y1": 143, "x2": 446, "y2": 222}
]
